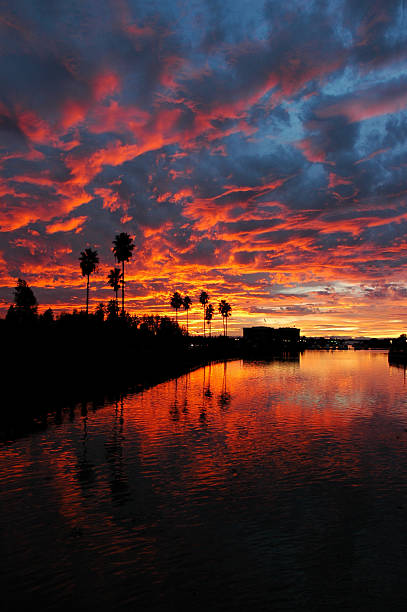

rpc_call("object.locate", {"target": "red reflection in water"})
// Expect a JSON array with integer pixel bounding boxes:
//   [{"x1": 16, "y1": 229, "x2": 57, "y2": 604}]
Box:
[{"x1": 2, "y1": 351, "x2": 407, "y2": 610}]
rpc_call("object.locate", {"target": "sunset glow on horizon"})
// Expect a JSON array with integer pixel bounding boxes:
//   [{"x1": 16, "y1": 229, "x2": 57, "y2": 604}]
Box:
[{"x1": 1, "y1": 0, "x2": 407, "y2": 336}]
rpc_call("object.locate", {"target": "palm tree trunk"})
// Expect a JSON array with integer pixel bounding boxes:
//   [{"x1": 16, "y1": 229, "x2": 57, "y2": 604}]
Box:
[
  {"x1": 175, "y1": 308, "x2": 178, "y2": 323},
  {"x1": 225, "y1": 317, "x2": 227, "y2": 337},
  {"x1": 121, "y1": 260, "x2": 125, "y2": 316},
  {"x1": 203, "y1": 305, "x2": 205, "y2": 337},
  {"x1": 186, "y1": 309, "x2": 189, "y2": 334},
  {"x1": 86, "y1": 274, "x2": 90, "y2": 315}
]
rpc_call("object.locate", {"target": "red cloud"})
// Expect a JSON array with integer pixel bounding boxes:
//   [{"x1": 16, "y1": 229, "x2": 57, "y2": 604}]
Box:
[
  {"x1": 46, "y1": 216, "x2": 87, "y2": 234},
  {"x1": 295, "y1": 138, "x2": 334, "y2": 165},
  {"x1": 328, "y1": 174, "x2": 353, "y2": 189},
  {"x1": 184, "y1": 180, "x2": 286, "y2": 230},
  {"x1": 92, "y1": 71, "x2": 121, "y2": 101}
]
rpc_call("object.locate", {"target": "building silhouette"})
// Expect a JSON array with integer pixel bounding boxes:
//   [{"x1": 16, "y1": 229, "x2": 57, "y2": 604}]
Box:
[{"x1": 243, "y1": 326, "x2": 300, "y2": 352}]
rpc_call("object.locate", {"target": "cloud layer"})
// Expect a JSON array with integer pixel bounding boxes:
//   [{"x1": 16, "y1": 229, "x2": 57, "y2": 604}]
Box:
[{"x1": 1, "y1": 0, "x2": 407, "y2": 336}]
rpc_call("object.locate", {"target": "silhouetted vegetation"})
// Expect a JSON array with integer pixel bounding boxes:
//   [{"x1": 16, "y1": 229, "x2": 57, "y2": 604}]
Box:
[
  {"x1": 112, "y1": 232, "x2": 135, "y2": 315},
  {"x1": 205, "y1": 303, "x2": 214, "y2": 337},
  {"x1": 106, "y1": 298, "x2": 119, "y2": 321},
  {"x1": 218, "y1": 299, "x2": 232, "y2": 336},
  {"x1": 199, "y1": 291, "x2": 209, "y2": 336},
  {"x1": 183, "y1": 294, "x2": 192, "y2": 333},
  {"x1": 79, "y1": 248, "x2": 99, "y2": 315},
  {"x1": 0, "y1": 278, "x2": 243, "y2": 438},
  {"x1": 6, "y1": 278, "x2": 38, "y2": 324},
  {"x1": 107, "y1": 267, "x2": 122, "y2": 310},
  {"x1": 170, "y1": 291, "x2": 183, "y2": 323}
]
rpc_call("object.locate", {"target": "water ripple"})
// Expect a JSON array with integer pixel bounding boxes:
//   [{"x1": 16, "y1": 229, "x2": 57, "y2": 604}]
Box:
[{"x1": 2, "y1": 351, "x2": 407, "y2": 609}]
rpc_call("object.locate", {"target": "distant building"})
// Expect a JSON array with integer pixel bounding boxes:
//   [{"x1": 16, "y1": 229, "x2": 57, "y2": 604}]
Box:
[{"x1": 243, "y1": 326, "x2": 300, "y2": 351}]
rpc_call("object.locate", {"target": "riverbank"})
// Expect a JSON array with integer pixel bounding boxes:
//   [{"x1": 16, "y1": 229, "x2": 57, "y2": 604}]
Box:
[
  {"x1": 0, "y1": 312, "x2": 303, "y2": 441},
  {"x1": 1, "y1": 315, "x2": 242, "y2": 441}
]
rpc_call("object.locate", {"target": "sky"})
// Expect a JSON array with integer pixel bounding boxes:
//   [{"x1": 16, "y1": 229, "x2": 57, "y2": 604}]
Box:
[{"x1": 1, "y1": 0, "x2": 407, "y2": 336}]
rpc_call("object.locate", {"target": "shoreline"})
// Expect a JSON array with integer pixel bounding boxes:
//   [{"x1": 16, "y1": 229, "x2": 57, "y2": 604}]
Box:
[
  {"x1": 1, "y1": 340, "x2": 243, "y2": 443},
  {"x1": 1, "y1": 338, "x2": 303, "y2": 443}
]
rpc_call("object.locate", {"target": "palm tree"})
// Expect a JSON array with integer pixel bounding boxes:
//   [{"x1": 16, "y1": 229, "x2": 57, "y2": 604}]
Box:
[
  {"x1": 112, "y1": 233, "x2": 135, "y2": 316},
  {"x1": 199, "y1": 291, "x2": 209, "y2": 336},
  {"x1": 205, "y1": 303, "x2": 214, "y2": 337},
  {"x1": 183, "y1": 295, "x2": 192, "y2": 334},
  {"x1": 106, "y1": 298, "x2": 119, "y2": 321},
  {"x1": 170, "y1": 292, "x2": 183, "y2": 324},
  {"x1": 218, "y1": 299, "x2": 232, "y2": 336},
  {"x1": 79, "y1": 248, "x2": 99, "y2": 315},
  {"x1": 107, "y1": 268, "x2": 122, "y2": 310}
]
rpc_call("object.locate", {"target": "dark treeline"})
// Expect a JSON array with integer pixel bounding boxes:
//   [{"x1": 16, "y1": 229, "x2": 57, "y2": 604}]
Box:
[
  {"x1": 0, "y1": 277, "x2": 241, "y2": 441},
  {"x1": 1, "y1": 308, "x2": 240, "y2": 399}
]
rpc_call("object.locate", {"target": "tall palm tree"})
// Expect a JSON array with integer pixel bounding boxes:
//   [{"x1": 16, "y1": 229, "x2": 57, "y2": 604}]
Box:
[
  {"x1": 205, "y1": 303, "x2": 214, "y2": 337},
  {"x1": 199, "y1": 291, "x2": 209, "y2": 337},
  {"x1": 79, "y1": 248, "x2": 99, "y2": 315},
  {"x1": 218, "y1": 299, "x2": 232, "y2": 336},
  {"x1": 170, "y1": 292, "x2": 183, "y2": 324},
  {"x1": 112, "y1": 233, "x2": 135, "y2": 316},
  {"x1": 183, "y1": 295, "x2": 192, "y2": 334},
  {"x1": 107, "y1": 268, "x2": 122, "y2": 310}
]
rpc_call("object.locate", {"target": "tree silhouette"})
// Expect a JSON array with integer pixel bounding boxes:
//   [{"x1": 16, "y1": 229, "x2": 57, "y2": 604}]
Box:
[
  {"x1": 205, "y1": 303, "x2": 214, "y2": 337},
  {"x1": 106, "y1": 299, "x2": 119, "y2": 321},
  {"x1": 112, "y1": 233, "x2": 135, "y2": 316},
  {"x1": 79, "y1": 248, "x2": 99, "y2": 315},
  {"x1": 107, "y1": 268, "x2": 122, "y2": 310},
  {"x1": 95, "y1": 302, "x2": 105, "y2": 321},
  {"x1": 183, "y1": 295, "x2": 192, "y2": 334},
  {"x1": 41, "y1": 308, "x2": 54, "y2": 325},
  {"x1": 15, "y1": 278, "x2": 38, "y2": 312},
  {"x1": 170, "y1": 291, "x2": 183, "y2": 324},
  {"x1": 199, "y1": 291, "x2": 209, "y2": 336},
  {"x1": 218, "y1": 299, "x2": 232, "y2": 336},
  {"x1": 6, "y1": 278, "x2": 38, "y2": 323}
]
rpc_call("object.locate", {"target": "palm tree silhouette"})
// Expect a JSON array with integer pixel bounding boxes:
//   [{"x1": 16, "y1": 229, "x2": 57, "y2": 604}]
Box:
[
  {"x1": 107, "y1": 268, "x2": 122, "y2": 310},
  {"x1": 170, "y1": 291, "x2": 183, "y2": 324},
  {"x1": 218, "y1": 299, "x2": 232, "y2": 336},
  {"x1": 112, "y1": 233, "x2": 135, "y2": 316},
  {"x1": 205, "y1": 303, "x2": 214, "y2": 337},
  {"x1": 106, "y1": 299, "x2": 119, "y2": 320},
  {"x1": 199, "y1": 291, "x2": 209, "y2": 337},
  {"x1": 79, "y1": 248, "x2": 99, "y2": 315},
  {"x1": 183, "y1": 295, "x2": 192, "y2": 334}
]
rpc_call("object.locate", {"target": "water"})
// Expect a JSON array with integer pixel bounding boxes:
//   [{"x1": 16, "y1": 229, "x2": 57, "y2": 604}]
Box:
[{"x1": 2, "y1": 350, "x2": 407, "y2": 610}]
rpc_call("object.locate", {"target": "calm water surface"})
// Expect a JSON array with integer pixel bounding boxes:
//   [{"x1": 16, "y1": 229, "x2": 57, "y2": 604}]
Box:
[{"x1": 2, "y1": 350, "x2": 407, "y2": 610}]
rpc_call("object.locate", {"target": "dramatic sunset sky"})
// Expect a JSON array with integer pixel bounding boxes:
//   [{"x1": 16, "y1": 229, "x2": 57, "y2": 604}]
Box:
[{"x1": 1, "y1": 0, "x2": 407, "y2": 336}]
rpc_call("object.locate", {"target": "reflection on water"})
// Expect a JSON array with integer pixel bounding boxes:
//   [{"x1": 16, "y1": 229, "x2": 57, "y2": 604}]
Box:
[{"x1": 2, "y1": 351, "x2": 407, "y2": 610}]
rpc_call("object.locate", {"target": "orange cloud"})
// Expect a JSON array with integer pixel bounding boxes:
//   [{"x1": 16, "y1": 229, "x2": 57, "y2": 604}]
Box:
[{"x1": 46, "y1": 216, "x2": 87, "y2": 234}]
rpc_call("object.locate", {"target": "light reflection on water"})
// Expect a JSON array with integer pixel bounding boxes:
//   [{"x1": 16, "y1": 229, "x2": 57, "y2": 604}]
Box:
[{"x1": 2, "y1": 351, "x2": 407, "y2": 610}]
